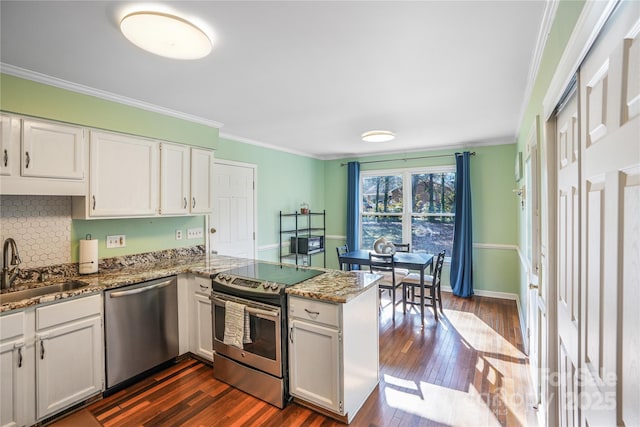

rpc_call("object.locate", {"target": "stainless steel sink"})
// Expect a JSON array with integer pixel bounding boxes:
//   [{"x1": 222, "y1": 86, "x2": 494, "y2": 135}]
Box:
[{"x1": 0, "y1": 280, "x2": 91, "y2": 304}]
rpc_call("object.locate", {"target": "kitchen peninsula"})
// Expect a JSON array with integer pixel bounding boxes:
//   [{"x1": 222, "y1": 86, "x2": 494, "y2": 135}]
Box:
[{"x1": 0, "y1": 246, "x2": 381, "y2": 425}]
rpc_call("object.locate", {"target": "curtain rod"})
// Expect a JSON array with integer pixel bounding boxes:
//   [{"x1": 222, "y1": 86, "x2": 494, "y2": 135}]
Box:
[{"x1": 340, "y1": 151, "x2": 476, "y2": 167}]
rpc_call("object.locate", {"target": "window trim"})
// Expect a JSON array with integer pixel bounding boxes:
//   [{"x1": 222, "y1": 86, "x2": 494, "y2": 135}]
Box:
[{"x1": 359, "y1": 165, "x2": 456, "y2": 249}]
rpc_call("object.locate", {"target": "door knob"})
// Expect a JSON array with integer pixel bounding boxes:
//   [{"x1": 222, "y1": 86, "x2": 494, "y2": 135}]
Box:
[
  {"x1": 210, "y1": 227, "x2": 217, "y2": 234},
  {"x1": 528, "y1": 283, "x2": 539, "y2": 289}
]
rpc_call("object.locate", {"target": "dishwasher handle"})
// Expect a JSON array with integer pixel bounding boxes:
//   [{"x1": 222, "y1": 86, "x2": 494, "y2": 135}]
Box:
[{"x1": 109, "y1": 279, "x2": 174, "y2": 298}]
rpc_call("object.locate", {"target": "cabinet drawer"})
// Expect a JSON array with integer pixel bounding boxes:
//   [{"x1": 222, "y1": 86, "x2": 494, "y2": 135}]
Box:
[
  {"x1": 36, "y1": 294, "x2": 101, "y2": 330},
  {"x1": 289, "y1": 296, "x2": 339, "y2": 327},
  {"x1": 0, "y1": 311, "x2": 24, "y2": 340}
]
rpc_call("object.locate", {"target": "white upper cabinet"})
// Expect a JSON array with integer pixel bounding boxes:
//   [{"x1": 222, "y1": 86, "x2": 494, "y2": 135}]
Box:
[
  {"x1": 0, "y1": 114, "x2": 19, "y2": 177},
  {"x1": 160, "y1": 144, "x2": 214, "y2": 216},
  {"x1": 87, "y1": 130, "x2": 159, "y2": 217},
  {"x1": 21, "y1": 119, "x2": 84, "y2": 180},
  {"x1": 190, "y1": 148, "x2": 214, "y2": 214},
  {"x1": 160, "y1": 143, "x2": 190, "y2": 215},
  {"x1": 0, "y1": 114, "x2": 87, "y2": 195}
]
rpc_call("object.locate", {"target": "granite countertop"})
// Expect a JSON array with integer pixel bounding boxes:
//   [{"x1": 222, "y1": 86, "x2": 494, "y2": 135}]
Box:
[
  {"x1": 287, "y1": 269, "x2": 382, "y2": 303},
  {"x1": 0, "y1": 247, "x2": 381, "y2": 313}
]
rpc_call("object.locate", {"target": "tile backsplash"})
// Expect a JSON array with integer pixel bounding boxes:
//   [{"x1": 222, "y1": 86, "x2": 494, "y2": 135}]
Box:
[{"x1": 0, "y1": 195, "x2": 72, "y2": 268}]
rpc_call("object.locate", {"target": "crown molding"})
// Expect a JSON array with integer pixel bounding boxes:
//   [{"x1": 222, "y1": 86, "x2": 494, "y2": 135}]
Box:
[
  {"x1": 218, "y1": 132, "x2": 323, "y2": 160},
  {"x1": 0, "y1": 63, "x2": 223, "y2": 129},
  {"x1": 515, "y1": 0, "x2": 559, "y2": 133}
]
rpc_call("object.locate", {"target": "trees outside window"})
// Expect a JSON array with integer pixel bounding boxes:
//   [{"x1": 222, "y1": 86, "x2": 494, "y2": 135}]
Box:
[{"x1": 360, "y1": 167, "x2": 455, "y2": 255}]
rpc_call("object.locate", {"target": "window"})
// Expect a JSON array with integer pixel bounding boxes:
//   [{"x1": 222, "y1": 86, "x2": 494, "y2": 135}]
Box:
[{"x1": 360, "y1": 167, "x2": 456, "y2": 255}]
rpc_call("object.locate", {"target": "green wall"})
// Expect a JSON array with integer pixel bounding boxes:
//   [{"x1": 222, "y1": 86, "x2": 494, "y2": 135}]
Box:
[
  {"x1": 215, "y1": 137, "x2": 326, "y2": 267},
  {"x1": 323, "y1": 144, "x2": 520, "y2": 293},
  {"x1": 514, "y1": 1, "x2": 586, "y2": 319},
  {"x1": 0, "y1": 74, "x2": 219, "y2": 149}
]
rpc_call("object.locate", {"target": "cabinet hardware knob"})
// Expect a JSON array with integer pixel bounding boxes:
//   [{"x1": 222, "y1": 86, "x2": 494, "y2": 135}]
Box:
[
  {"x1": 3, "y1": 149, "x2": 7, "y2": 167},
  {"x1": 210, "y1": 227, "x2": 217, "y2": 234},
  {"x1": 528, "y1": 283, "x2": 539, "y2": 290},
  {"x1": 192, "y1": 197, "x2": 196, "y2": 209},
  {"x1": 199, "y1": 284, "x2": 208, "y2": 291},
  {"x1": 40, "y1": 341, "x2": 45, "y2": 360},
  {"x1": 289, "y1": 327, "x2": 294, "y2": 343},
  {"x1": 92, "y1": 195, "x2": 96, "y2": 210},
  {"x1": 17, "y1": 347, "x2": 22, "y2": 368},
  {"x1": 183, "y1": 197, "x2": 187, "y2": 209},
  {"x1": 25, "y1": 151, "x2": 30, "y2": 168}
]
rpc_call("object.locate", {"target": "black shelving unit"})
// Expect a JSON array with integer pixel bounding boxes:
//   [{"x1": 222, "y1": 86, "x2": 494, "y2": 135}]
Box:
[{"x1": 279, "y1": 210, "x2": 326, "y2": 267}]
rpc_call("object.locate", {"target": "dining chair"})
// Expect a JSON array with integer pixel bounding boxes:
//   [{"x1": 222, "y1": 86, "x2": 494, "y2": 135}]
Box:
[
  {"x1": 400, "y1": 250, "x2": 445, "y2": 320},
  {"x1": 392, "y1": 242, "x2": 410, "y2": 253},
  {"x1": 391, "y1": 242, "x2": 410, "y2": 275},
  {"x1": 336, "y1": 244, "x2": 349, "y2": 271},
  {"x1": 369, "y1": 253, "x2": 404, "y2": 320}
]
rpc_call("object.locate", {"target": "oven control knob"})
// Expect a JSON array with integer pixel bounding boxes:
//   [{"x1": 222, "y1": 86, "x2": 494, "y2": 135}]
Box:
[{"x1": 270, "y1": 283, "x2": 279, "y2": 291}]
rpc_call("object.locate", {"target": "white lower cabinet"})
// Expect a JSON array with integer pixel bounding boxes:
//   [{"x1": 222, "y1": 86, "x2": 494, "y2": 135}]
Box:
[
  {"x1": 289, "y1": 316, "x2": 341, "y2": 412},
  {"x1": 288, "y1": 286, "x2": 379, "y2": 423},
  {"x1": 36, "y1": 296, "x2": 103, "y2": 419},
  {"x1": 0, "y1": 294, "x2": 103, "y2": 426},
  {"x1": 0, "y1": 311, "x2": 34, "y2": 427},
  {"x1": 188, "y1": 276, "x2": 213, "y2": 361}
]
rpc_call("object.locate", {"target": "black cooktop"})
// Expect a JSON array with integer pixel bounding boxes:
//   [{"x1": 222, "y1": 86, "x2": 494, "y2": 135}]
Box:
[{"x1": 223, "y1": 262, "x2": 324, "y2": 286}]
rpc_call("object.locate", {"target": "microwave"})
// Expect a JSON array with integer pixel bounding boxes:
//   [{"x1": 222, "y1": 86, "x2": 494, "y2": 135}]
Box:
[{"x1": 290, "y1": 236, "x2": 324, "y2": 254}]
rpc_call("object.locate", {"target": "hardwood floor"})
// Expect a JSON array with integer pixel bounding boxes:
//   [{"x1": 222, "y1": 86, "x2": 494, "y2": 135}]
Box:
[{"x1": 50, "y1": 291, "x2": 535, "y2": 426}]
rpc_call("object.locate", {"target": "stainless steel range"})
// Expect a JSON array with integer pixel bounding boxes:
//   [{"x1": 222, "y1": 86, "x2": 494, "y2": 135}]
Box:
[{"x1": 210, "y1": 262, "x2": 324, "y2": 408}]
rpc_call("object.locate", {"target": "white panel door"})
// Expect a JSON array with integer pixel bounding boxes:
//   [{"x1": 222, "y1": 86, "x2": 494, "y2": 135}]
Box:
[
  {"x1": 210, "y1": 161, "x2": 255, "y2": 258},
  {"x1": 578, "y1": 3, "x2": 640, "y2": 426},
  {"x1": 555, "y1": 92, "x2": 580, "y2": 427}
]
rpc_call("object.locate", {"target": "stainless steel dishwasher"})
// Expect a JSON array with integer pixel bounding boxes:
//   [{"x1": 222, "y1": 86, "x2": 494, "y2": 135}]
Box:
[{"x1": 104, "y1": 276, "x2": 179, "y2": 390}]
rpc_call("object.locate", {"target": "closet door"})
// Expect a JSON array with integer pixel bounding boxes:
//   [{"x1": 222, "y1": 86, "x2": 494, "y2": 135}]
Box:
[
  {"x1": 578, "y1": 2, "x2": 640, "y2": 426},
  {"x1": 555, "y1": 91, "x2": 580, "y2": 427}
]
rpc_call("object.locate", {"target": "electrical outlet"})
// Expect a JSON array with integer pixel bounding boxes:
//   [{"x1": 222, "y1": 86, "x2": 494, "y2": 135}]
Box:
[
  {"x1": 175, "y1": 229, "x2": 183, "y2": 240},
  {"x1": 187, "y1": 228, "x2": 203, "y2": 239},
  {"x1": 106, "y1": 235, "x2": 126, "y2": 248}
]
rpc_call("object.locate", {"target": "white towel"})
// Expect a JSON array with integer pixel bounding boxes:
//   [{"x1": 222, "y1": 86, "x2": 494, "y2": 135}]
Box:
[{"x1": 223, "y1": 301, "x2": 246, "y2": 349}]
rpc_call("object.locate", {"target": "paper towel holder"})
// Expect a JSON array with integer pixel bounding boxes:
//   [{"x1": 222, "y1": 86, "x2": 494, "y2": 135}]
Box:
[{"x1": 79, "y1": 234, "x2": 95, "y2": 266}]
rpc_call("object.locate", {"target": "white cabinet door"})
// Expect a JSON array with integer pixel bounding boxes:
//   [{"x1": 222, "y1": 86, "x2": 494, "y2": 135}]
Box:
[
  {"x1": 189, "y1": 277, "x2": 213, "y2": 361},
  {"x1": 90, "y1": 131, "x2": 159, "y2": 217},
  {"x1": 289, "y1": 318, "x2": 341, "y2": 412},
  {"x1": 0, "y1": 114, "x2": 20, "y2": 177},
  {"x1": 192, "y1": 293, "x2": 213, "y2": 361},
  {"x1": 0, "y1": 338, "x2": 28, "y2": 427},
  {"x1": 36, "y1": 315, "x2": 102, "y2": 419},
  {"x1": 160, "y1": 143, "x2": 190, "y2": 215},
  {"x1": 21, "y1": 119, "x2": 84, "y2": 180},
  {"x1": 190, "y1": 148, "x2": 214, "y2": 214}
]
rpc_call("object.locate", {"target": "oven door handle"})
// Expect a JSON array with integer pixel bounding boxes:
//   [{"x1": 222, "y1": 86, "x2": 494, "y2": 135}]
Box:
[{"x1": 211, "y1": 296, "x2": 280, "y2": 320}]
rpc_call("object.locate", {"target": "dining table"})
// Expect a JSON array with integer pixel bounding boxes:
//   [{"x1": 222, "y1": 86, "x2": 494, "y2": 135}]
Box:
[{"x1": 338, "y1": 249, "x2": 435, "y2": 326}]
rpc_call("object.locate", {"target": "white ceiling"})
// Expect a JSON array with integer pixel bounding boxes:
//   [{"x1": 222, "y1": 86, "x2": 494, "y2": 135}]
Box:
[{"x1": 0, "y1": 1, "x2": 547, "y2": 160}]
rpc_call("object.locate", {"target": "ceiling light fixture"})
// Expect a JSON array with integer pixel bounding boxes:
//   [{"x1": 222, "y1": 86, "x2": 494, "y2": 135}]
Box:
[
  {"x1": 361, "y1": 130, "x2": 395, "y2": 143},
  {"x1": 120, "y1": 11, "x2": 212, "y2": 60}
]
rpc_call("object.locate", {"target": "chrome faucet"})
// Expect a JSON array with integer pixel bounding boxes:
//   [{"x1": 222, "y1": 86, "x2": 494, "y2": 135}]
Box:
[{"x1": 1, "y1": 238, "x2": 22, "y2": 290}]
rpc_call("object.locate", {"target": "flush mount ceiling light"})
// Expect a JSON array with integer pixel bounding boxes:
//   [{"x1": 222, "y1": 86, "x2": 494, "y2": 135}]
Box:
[
  {"x1": 361, "y1": 130, "x2": 395, "y2": 143},
  {"x1": 120, "y1": 11, "x2": 212, "y2": 60}
]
